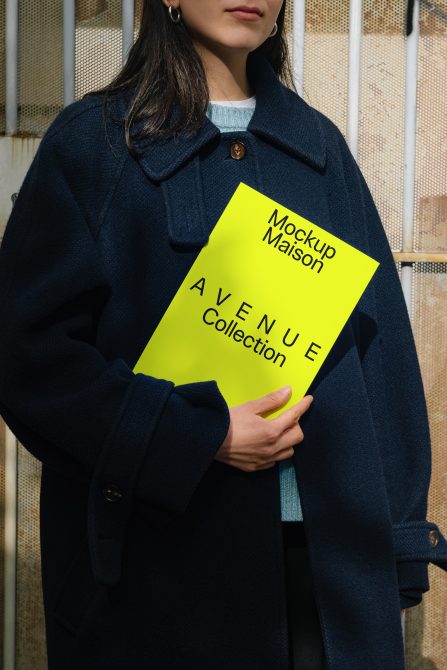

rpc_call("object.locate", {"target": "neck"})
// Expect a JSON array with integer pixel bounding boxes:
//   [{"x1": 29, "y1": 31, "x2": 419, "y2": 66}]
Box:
[{"x1": 194, "y1": 44, "x2": 254, "y2": 101}]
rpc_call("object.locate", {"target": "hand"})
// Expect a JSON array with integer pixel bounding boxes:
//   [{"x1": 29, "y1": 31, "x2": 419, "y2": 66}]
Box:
[{"x1": 215, "y1": 386, "x2": 313, "y2": 472}]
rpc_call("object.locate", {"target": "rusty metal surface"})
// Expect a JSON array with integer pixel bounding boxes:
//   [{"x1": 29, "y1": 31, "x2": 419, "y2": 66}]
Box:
[
  {"x1": 303, "y1": 1, "x2": 447, "y2": 665},
  {"x1": 414, "y1": 5, "x2": 447, "y2": 254},
  {"x1": 15, "y1": 446, "x2": 47, "y2": 670},
  {"x1": 303, "y1": 1, "x2": 349, "y2": 135},
  {"x1": 393, "y1": 252, "x2": 447, "y2": 262},
  {"x1": 17, "y1": 0, "x2": 64, "y2": 134},
  {"x1": 409, "y1": 264, "x2": 447, "y2": 669},
  {"x1": 358, "y1": 0, "x2": 407, "y2": 251},
  {"x1": 75, "y1": 0, "x2": 122, "y2": 99}
]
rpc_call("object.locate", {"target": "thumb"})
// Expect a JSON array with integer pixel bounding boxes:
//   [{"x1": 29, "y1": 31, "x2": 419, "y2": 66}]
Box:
[{"x1": 247, "y1": 386, "x2": 292, "y2": 415}]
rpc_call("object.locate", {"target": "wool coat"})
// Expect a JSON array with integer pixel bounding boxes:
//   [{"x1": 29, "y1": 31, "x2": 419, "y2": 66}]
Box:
[{"x1": 0, "y1": 52, "x2": 446, "y2": 670}]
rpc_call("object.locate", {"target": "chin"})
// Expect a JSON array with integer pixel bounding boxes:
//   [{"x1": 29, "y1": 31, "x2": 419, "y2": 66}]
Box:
[
  {"x1": 194, "y1": 29, "x2": 263, "y2": 57},
  {"x1": 218, "y1": 36, "x2": 263, "y2": 52}
]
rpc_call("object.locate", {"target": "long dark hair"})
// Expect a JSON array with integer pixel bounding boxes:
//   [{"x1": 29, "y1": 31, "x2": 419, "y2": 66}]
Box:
[{"x1": 86, "y1": 1, "x2": 294, "y2": 152}]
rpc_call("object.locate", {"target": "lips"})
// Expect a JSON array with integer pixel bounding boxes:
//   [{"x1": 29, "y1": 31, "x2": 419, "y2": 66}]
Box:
[{"x1": 228, "y1": 5, "x2": 263, "y2": 16}]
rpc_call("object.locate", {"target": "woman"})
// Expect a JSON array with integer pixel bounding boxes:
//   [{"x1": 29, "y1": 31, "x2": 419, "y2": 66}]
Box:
[{"x1": 0, "y1": 1, "x2": 446, "y2": 669}]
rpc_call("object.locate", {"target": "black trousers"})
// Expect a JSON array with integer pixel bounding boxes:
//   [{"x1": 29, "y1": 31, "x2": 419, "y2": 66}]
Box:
[{"x1": 281, "y1": 521, "x2": 326, "y2": 670}]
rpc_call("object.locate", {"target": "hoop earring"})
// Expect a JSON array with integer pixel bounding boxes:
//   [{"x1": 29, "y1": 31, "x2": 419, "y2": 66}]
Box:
[
  {"x1": 269, "y1": 22, "x2": 278, "y2": 37},
  {"x1": 168, "y1": 4, "x2": 181, "y2": 23}
]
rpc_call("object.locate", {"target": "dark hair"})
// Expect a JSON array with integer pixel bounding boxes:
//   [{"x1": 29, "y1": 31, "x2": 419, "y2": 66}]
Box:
[{"x1": 86, "y1": 1, "x2": 294, "y2": 153}]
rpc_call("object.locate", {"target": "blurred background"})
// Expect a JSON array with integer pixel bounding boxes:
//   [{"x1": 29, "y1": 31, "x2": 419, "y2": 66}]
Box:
[{"x1": 0, "y1": 0, "x2": 446, "y2": 668}]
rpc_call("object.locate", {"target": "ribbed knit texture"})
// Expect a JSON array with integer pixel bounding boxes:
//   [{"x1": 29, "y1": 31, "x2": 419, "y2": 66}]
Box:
[
  {"x1": 206, "y1": 99, "x2": 303, "y2": 522},
  {"x1": 206, "y1": 99, "x2": 255, "y2": 133}
]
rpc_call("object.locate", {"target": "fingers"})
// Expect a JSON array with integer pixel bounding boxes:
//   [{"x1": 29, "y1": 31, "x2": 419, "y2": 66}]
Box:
[
  {"x1": 270, "y1": 394, "x2": 313, "y2": 434},
  {"x1": 246, "y1": 385, "x2": 292, "y2": 415},
  {"x1": 272, "y1": 445, "x2": 296, "y2": 463},
  {"x1": 244, "y1": 424, "x2": 304, "y2": 472},
  {"x1": 242, "y1": 444, "x2": 296, "y2": 471},
  {"x1": 264, "y1": 424, "x2": 304, "y2": 460},
  {"x1": 221, "y1": 387, "x2": 315, "y2": 474}
]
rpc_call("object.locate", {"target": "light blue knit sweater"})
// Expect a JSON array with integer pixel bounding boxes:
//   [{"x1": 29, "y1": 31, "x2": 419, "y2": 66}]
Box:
[{"x1": 206, "y1": 99, "x2": 303, "y2": 522}]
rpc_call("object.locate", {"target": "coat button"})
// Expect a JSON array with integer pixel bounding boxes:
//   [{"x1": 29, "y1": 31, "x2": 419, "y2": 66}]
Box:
[
  {"x1": 102, "y1": 484, "x2": 123, "y2": 503},
  {"x1": 428, "y1": 529, "x2": 439, "y2": 547},
  {"x1": 230, "y1": 141, "x2": 246, "y2": 160}
]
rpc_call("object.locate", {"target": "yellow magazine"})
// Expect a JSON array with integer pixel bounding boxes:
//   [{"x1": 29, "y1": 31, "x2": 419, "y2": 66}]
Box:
[{"x1": 133, "y1": 182, "x2": 379, "y2": 416}]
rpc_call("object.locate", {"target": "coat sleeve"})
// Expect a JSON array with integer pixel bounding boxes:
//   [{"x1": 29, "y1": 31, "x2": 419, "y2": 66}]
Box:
[
  {"x1": 0, "y1": 124, "x2": 230, "y2": 585},
  {"x1": 331, "y1": 124, "x2": 447, "y2": 609}
]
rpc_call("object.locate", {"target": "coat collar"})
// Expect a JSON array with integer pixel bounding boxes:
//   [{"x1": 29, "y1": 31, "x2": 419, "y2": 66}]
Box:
[{"x1": 124, "y1": 52, "x2": 327, "y2": 182}]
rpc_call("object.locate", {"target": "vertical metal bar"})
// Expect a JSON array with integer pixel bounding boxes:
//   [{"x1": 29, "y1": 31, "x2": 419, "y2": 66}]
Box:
[
  {"x1": 401, "y1": 264, "x2": 414, "y2": 320},
  {"x1": 5, "y1": 0, "x2": 18, "y2": 135},
  {"x1": 402, "y1": 0, "x2": 419, "y2": 315},
  {"x1": 347, "y1": 0, "x2": 362, "y2": 159},
  {"x1": 292, "y1": 0, "x2": 306, "y2": 98},
  {"x1": 64, "y1": 0, "x2": 76, "y2": 106},
  {"x1": 400, "y1": 0, "x2": 420, "y2": 647},
  {"x1": 3, "y1": 428, "x2": 18, "y2": 670},
  {"x1": 122, "y1": 0, "x2": 135, "y2": 64},
  {"x1": 403, "y1": 0, "x2": 419, "y2": 256}
]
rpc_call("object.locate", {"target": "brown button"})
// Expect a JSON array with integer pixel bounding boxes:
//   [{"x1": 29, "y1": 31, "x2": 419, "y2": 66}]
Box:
[
  {"x1": 230, "y1": 141, "x2": 246, "y2": 160},
  {"x1": 428, "y1": 529, "x2": 439, "y2": 547},
  {"x1": 102, "y1": 484, "x2": 123, "y2": 503}
]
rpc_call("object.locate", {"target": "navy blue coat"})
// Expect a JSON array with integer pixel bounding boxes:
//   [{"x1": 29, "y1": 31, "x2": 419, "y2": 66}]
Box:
[{"x1": 0, "y1": 52, "x2": 446, "y2": 670}]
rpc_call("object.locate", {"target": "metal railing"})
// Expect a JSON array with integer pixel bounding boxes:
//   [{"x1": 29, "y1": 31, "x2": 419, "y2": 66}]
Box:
[{"x1": 5, "y1": 0, "x2": 18, "y2": 134}]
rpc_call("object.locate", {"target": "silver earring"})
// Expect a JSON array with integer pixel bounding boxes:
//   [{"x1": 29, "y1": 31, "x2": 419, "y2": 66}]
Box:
[
  {"x1": 168, "y1": 5, "x2": 181, "y2": 23},
  {"x1": 269, "y1": 22, "x2": 278, "y2": 37}
]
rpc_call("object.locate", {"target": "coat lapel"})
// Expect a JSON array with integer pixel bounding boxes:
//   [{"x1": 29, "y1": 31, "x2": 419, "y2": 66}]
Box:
[
  {"x1": 130, "y1": 52, "x2": 327, "y2": 182},
  {"x1": 121, "y1": 52, "x2": 328, "y2": 247}
]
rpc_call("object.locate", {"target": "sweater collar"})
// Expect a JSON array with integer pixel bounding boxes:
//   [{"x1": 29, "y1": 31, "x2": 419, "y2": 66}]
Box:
[{"x1": 124, "y1": 52, "x2": 327, "y2": 182}]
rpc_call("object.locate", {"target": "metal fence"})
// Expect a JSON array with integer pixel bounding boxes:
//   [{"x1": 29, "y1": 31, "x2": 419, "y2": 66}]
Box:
[{"x1": 1, "y1": 1, "x2": 446, "y2": 668}]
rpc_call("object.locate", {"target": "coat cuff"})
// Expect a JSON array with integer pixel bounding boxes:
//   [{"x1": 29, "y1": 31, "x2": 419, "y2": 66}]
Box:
[
  {"x1": 392, "y1": 520, "x2": 447, "y2": 608},
  {"x1": 87, "y1": 376, "x2": 230, "y2": 586},
  {"x1": 396, "y1": 561, "x2": 429, "y2": 609},
  {"x1": 392, "y1": 520, "x2": 447, "y2": 567},
  {"x1": 133, "y1": 379, "x2": 230, "y2": 521}
]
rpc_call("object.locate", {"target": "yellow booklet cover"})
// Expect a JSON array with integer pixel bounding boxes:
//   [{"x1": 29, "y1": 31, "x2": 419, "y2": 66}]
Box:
[{"x1": 133, "y1": 182, "x2": 379, "y2": 415}]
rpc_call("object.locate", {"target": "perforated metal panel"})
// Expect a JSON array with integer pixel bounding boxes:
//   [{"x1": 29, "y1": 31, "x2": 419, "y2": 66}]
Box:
[
  {"x1": 359, "y1": 0, "x2": 407, "y2": 251},
  {"x1": 11, "y1": 1, "x2": 133, "y2": 136},
  {"x1": 17, "y1": 0, "x2": 64, "y2": 135},
  {"x1": 16, "y1": 446, "x2": 46, "y2": 669},
  {"x1": 284, "y1": 0, "x2": 293, "y2": 56},
  {"x1": 406, "y1": 2, "x2": 447, "y2": 664},
  {"x1": 304, "y1": 1, "x2": 349, "y2": 137},
  {"x1": 294, "y1": 1, "x2": 447, "y2": 666},
  {"x1": 414, "y1": 4, "x2": 447, "y2": 253},
  {"x1": 75, "y1": 0, "x2": 122, "y2": 100},
  {"x1": 408, "y1": 262, "x2": 447, "y2": 669}
]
